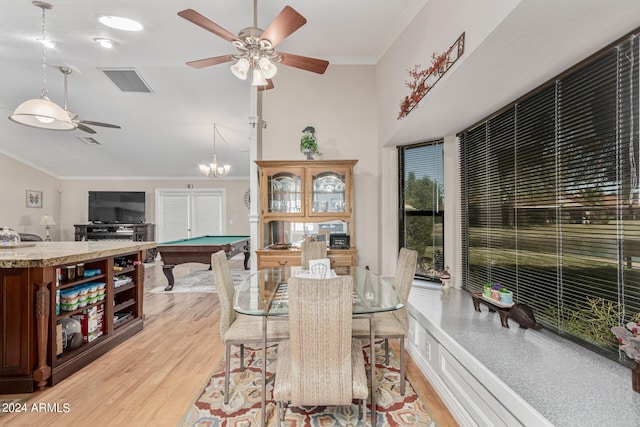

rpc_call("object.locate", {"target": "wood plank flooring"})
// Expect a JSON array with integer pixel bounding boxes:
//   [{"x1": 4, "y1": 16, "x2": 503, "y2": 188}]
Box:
[{"x1": 0, "y1": 259, "x2": 458, "y2": 427}]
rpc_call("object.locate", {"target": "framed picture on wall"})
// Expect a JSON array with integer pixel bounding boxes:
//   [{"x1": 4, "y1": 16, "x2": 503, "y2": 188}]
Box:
[{"x1": 26, "y1": 190, "x2": 42, "y2": 208}]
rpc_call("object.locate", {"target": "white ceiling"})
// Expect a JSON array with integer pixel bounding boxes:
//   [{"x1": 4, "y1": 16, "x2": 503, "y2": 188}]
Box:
[{"x1": 0, "y1": 0, "x2": 426, "y2": 179}]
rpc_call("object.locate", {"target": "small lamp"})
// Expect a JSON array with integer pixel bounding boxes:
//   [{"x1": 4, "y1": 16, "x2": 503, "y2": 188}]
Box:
[{"x1": 40, "y1": 214, "x2": 56, "y2": 241}]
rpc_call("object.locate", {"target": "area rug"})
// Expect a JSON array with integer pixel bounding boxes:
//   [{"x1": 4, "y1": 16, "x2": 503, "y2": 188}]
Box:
[
  {"x1": 147, "y1": 268, "x2": 251, "y2": 294},
  {"x1": 179, "y1": 342, "x2": 437, "y2": 426}
]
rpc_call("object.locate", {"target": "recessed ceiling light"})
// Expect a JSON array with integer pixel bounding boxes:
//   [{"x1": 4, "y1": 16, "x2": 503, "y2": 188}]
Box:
[
  {"x1": 93, "y1": 37, "x2": 114, "y2": 48},
  {"x1": 98, "y1": 16, "x2": 143, "y2": 31}
]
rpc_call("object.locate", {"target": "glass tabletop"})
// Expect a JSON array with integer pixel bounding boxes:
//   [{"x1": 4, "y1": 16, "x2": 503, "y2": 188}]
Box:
[{"x1": 234, "y1": 266, "x2": 404, "y2": 316}]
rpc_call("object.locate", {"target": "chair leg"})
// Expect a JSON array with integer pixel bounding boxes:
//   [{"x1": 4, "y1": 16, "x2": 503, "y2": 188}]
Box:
[
  {"x1": 239, "y1": 343, "x2": 245, "y2": 371},
  {"x1": 400, "y1": 336, "x2": 406, "y2": 396},
  {"x1": 384, "y1": 338, "x2": 389, "y2": 364},
  {"x1": 224, "y1": 343, "x2": 231, "y2": 404}
]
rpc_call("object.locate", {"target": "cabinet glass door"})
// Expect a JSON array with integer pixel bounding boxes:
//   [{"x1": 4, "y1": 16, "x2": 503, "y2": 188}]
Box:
[
  {"x1": 310, "y1": 170, "x2": 347, "y2": 214},
  {"x1": 267, "y1": 170, "x2": 303, "y2": 215}
]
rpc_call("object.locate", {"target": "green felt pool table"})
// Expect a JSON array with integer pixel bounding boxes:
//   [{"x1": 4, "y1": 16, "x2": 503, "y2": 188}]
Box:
[{"x1": 157, "y1": 235, "x2": 250, "y2": 291}]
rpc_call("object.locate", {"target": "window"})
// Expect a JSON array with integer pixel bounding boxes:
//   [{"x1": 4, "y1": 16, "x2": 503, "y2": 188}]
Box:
[
  {"x1": 460, "y1": 31, "x2": 639, "y2": 363},
  {"x1": 399, "y1": 141, "x2": 444, "y2": 280}
]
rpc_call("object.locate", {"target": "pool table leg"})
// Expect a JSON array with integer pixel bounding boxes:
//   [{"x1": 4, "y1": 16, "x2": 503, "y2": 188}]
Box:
[
  {"x1": 162, "y1": 265, "x2": 176, "y2": 291},
  {"x1": 243, "y1": 250, "x2": 250, "y2": 270}
]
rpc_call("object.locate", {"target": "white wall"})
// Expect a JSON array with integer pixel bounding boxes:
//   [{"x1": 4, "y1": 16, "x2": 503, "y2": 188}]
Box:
[
  {"x1": 261, "y1": 64, "x2": 380, "y2": 270},
  {"x1": 58, "y1": 178, "x2": 250, "y2": 241},
  {"x1": 0, "y1": 151, "x2": 62, "y2": 239},
  {"x1": 0, "y1": 150, "x2": 250, "y2": 242}
]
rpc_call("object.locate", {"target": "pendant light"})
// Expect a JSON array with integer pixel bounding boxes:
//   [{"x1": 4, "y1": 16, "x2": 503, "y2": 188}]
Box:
[
  {"x1": 8, "y1": 1, "x2": 75, "y2": 130},
  {"x1": 199, "y1": 123, "x2": 231, "y2": 177}
]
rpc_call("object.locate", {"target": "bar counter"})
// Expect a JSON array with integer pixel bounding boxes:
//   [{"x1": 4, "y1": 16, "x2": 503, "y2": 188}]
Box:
[
  {"x1": 0, "y1": 240, "x2": 155, "y2": 268},
  {"x1": 0, "y1": 240, "x2": 155, "y2": 393}
]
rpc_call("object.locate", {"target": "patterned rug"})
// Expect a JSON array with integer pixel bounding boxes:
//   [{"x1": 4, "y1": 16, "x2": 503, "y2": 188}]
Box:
[
  {"x1": 147, "y1": 268, "x2": 251, "y2": 294},
  {"x1": 180, "y1": 342, "x2": 437, "y2": 426}
]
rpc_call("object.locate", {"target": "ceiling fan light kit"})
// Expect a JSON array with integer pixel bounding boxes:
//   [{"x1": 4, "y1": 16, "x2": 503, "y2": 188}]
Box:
[
  {"x1": 231, "y1": 57, "x2": 250, "y2": 80},
  {"x1": 9, "y1": 1, "x2": 75, "y2": 131},
  {"x1": 178, "y1": 1, "x2": 329, "y2": 90}
]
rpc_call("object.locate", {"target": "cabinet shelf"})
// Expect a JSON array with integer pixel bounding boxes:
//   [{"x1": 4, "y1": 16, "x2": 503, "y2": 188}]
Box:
[
  {"x1": 115, "y1": 298, "x2": 136, "y2": 312},
  {"x1": 56, "y1": 300, "x2": 106, "y2": 321},
  {"x1": 56, "y1": 332, "x2": 106, "y2": 361},
  {"x1": 114, "y1": 282, "x2": 135, "y2": 294},
  {"x1": 58, "y1": 274, "x2": 106, "y2": 290}
]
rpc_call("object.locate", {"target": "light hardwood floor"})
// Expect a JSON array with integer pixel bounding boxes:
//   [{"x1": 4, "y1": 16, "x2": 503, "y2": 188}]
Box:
[{"x1": 1, "y1": 258, "x2": 458, "y2": 427}]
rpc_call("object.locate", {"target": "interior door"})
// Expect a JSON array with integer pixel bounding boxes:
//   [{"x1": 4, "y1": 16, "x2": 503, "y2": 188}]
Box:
[
  {"x1": 155, "y1": 189, "x2": 225, "y2": 242},
  {"x1": 192, "y1": 192, "x2": 223, "y2": 236},
  {"x1": 156, "y1": 192, "x2": 189, "y2": 242}
]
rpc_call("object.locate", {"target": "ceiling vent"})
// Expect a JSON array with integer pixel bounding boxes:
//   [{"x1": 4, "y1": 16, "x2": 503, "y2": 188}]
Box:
[
  {"x1": 78, "y1": 136, "x2": 101, "y2": 145},
  {"x1": 100, "y1": 68, "x2": 153, "y2": 93}
]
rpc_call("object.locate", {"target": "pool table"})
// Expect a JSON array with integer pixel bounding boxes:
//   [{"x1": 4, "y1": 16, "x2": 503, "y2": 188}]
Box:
[{"x1": 157, "y1": 235, "x2": 250, "y2": 291}]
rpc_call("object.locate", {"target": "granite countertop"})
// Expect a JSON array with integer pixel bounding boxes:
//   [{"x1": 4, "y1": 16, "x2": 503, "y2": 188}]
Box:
[
  {"x1": 0, "y1": 241, "x2": 156, "y2": 268},
  {"x1": 408, "y1": 283, "x2": 640, "y2": 426}
]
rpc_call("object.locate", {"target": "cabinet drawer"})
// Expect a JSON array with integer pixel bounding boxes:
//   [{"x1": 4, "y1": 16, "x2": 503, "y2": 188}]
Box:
[{"x1": 257, "y1": 251, "x2": 301, "y2": 269}]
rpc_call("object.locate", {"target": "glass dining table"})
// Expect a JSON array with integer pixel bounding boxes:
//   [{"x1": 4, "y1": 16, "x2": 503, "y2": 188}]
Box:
[{"x1": 234, "y1": 265, "x2": 404, "y2": 426}]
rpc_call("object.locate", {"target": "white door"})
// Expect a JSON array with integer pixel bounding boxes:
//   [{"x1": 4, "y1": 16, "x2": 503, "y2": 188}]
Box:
[
  {"x1": 192, "y1": 192, "x2": 222, "y2": 236},
  {"x1": 155, "y1": 189, "x2": 225, "y2": 242}
]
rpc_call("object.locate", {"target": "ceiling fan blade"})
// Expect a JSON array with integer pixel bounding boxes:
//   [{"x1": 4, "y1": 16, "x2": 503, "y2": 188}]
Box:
[
  {"x1": 186, "y1": 54, "x2": 236, "y2": 69},
  {"x1": 258, "y1": 79, "x2": 275, "y2": 91},
  {"x1": 76, "y1": 123, "x2": 96, "y2": 134},
  {"x1": 79, "y1": 120, "x2": 121, "y2": 129},
  {"x1": 260, "y1": 6, "x2": 307, "y2": 48},
  {"x1": 178, "y1": 9, "x2": 240, "y2": 43},
  {"x1": 279, "y1": 52, "x2": 329, "y2": 74}
]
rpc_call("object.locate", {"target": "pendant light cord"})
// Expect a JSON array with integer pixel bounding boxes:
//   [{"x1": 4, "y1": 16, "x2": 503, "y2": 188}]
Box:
[{"x1": 40, "y1": 4, "x2": 48, "y2": 98}]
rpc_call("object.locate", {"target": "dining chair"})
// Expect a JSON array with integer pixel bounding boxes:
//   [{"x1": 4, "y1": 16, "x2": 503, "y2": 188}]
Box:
[
  {"x1": 211, "y1": 250, "x2": 288, "y2": 405},
  {"x1": 309, "y1": 262, "x2": 328, "y2": 278},
  {"x1": 353, "y1": 247, "x2": 418, "y2": 396},
  {"x1": 300, "y1": 240, "x2": 327, "y2": 269},
  {"x1": 273, "y1": 275, "x2": 368, "y2": 426}
]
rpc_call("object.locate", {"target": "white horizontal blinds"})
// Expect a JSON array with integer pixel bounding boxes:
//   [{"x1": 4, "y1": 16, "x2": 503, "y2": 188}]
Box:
[
  {"x1": 515, "y1": 86, "x2": 558, "y2": 327},
  {"x1": 556, "y1": 49, "x2": 620, "y2": 335},
  {"x1": 460, "y1": 31, "x2": 640, "y2": 359},
  {"x1": 462, "y1": 123, "x2": 491, "y2": 289},
  {"x1": 619, "y1": 36, "x2": 640, "y2": 322}
]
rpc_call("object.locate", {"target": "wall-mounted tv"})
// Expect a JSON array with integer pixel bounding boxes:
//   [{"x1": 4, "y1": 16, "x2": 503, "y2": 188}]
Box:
[{"x1": 88, "y1": 191, "x2": 146, "y2": 224}]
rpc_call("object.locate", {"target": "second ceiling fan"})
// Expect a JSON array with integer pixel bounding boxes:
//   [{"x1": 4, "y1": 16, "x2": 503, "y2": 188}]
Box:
[
  {"x1": 59, "y1": 67, "x2": 121, "y2": 134},
  {"x1": 178, "y1": 1, "x2": 329, "y2": 90}
]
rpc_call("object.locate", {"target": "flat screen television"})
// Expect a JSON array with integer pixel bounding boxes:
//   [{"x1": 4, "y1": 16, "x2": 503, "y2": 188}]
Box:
[{"x1": 88, "y1": 191, "x2": 146, "y2": 224}]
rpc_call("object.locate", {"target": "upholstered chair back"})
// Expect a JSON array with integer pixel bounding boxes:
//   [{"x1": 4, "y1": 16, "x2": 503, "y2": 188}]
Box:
[
  {"x1": 211, "y1": 250, "x2": 236, "y2": 339},
  {"x1": 288, "y1": 275, "x2": 353, "y2": 406},
  {"x1": 300, "y1": 241, "x2": 327, "y2": 269},
  {"x1": 392, "y1": 248, "x2": 418, "y2": 333}
]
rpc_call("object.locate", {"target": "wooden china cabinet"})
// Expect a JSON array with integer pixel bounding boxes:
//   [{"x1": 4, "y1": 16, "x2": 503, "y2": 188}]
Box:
[{"x1": 255, "y1": 160, "x2": 358, "y2": 271}]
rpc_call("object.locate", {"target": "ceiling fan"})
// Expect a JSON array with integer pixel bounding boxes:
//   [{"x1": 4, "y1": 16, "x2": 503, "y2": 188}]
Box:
[
  {"x1": 178, "y1": 0, "x2": 329, "y2": 89},
  {"x1": 58, "y1": 66, "x2": 121, "y2": 134}
]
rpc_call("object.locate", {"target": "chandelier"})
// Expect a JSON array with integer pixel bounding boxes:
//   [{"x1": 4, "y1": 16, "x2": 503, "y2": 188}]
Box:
[
  {"x1": 9, "y1": 1, "x2": 75, "y2": 130},
  {"x1": 199, "y1": 123, "x2": 231, "y2": 177},
  {"x1": 230, "y1": 27, "x2": 279, "y2": 86}
]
